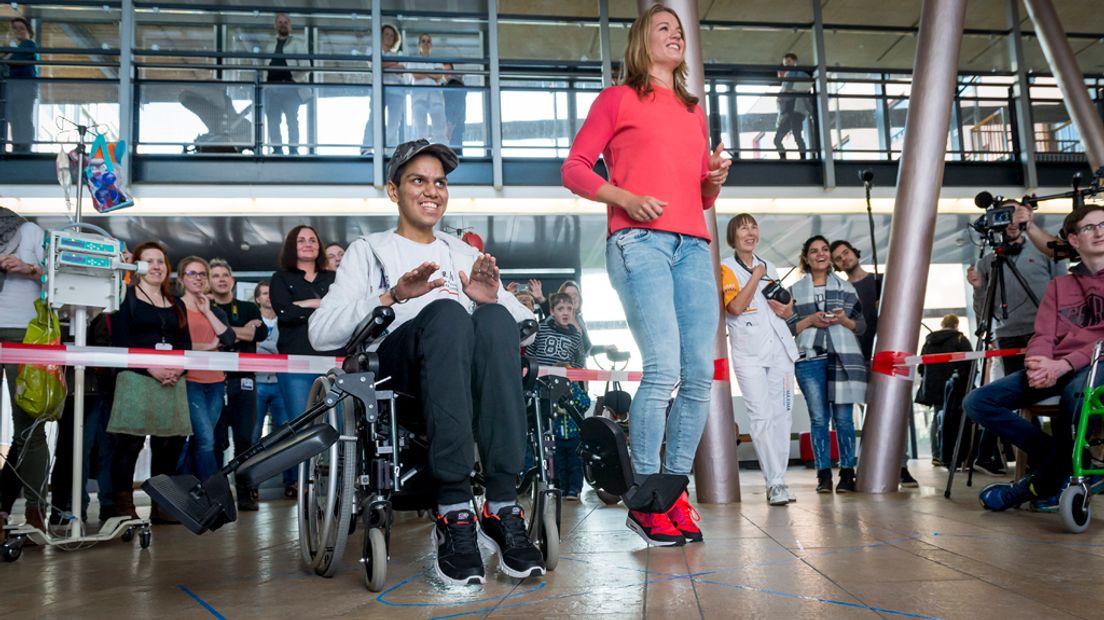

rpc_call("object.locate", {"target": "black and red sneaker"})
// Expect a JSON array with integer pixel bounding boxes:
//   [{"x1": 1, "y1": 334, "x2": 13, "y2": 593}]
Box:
[
  {"x1": 478, "y1": 504, "x2": 546, "y2": 579},
  {"x1": 666, "y1": 491, "x2": 703, "y2": 543},
  {"x1": 432, "y1": 509, "x2": 486, "y2": 585},
  {"x1": 626, "y1": 509, "x2": 686, "y2": 547}
]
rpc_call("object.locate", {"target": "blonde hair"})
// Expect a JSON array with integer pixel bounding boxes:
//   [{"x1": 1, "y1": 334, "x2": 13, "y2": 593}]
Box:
[{"x1": 620, "y1": 4, "x2": 698, "y2": 109}]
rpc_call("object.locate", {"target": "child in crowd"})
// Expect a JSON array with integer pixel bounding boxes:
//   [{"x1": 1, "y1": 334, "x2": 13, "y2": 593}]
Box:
[{"x1": 529, "y1": 293, "x2": 588, "y2": 500}]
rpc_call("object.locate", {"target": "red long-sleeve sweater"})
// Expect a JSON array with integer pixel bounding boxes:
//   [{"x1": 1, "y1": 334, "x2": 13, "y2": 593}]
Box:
[
  {"x1": 1026, "y1": 265, "x2": 1104, "y2": 370},
  {"x1": 561, "y1": 84, "x2": 716, "y2": 240}
]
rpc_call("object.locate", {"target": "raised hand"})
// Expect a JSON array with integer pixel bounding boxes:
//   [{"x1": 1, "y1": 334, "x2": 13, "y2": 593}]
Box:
[
  {"x1": 459, "y1": 253, "x2": 501, "y2": 305},
  {"x1": 392, "y1": 261, "x2": 445, "y2": 302},
  {"x1": 705, "y1": 143, "x2": 731, "y2": 189}
]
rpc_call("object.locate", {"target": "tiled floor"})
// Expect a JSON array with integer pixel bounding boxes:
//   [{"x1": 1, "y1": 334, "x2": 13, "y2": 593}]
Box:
[{"x1": 4, "y1": 463, "x2": 1103, "y2": 619}]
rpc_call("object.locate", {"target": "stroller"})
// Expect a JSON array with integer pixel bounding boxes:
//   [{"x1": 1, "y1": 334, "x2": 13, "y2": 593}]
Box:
[{"x1": 179, "y1": 88, "x2": 254, "y2": 154}]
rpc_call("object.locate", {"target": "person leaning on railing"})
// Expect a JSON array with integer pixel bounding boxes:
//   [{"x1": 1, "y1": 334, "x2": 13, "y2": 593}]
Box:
[{"x1": 3, "y1": 16, "x2": 39, "y2": 152}]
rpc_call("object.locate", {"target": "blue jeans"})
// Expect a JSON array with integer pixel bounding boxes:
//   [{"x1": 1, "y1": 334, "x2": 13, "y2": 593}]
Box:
[
  {"x1": 606, "y1": 229, "x2": 719, "y2": 476},
  {"x1": 276, "y1": 372, "x2": 320, "y2": 488},
  {"x1": 795, "y1": 357, "x2": 857, "y2": 470},
  {"x1": 255, "y1": 380, "x2": 295, "y2": 487},
  {"x1": 964, "y1": 367, "x2": 1089, "y2": 493},
  {"x1": 183, "y1": 381, "x2": 225, "y2": 481}
]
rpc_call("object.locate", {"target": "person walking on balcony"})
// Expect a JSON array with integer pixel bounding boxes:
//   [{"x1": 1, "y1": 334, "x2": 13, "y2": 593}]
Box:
[
  {"x1": 773, "y1": 52, "x2": 812, "y2": 160},
  {"x1": 563, "y1": 4, "x2": 730, "y2": 547},
  {"x1": 264, "y1": 13, "x2": 310, "y2": 155},
  {"x1": 3, "y1": 17, "x2": 39, "y2": 153}
]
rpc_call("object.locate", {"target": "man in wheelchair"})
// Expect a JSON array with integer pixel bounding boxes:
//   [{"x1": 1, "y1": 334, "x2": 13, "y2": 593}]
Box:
[
  {"x1": 964, "y1": 204, "x2": 1104, "y2": 511},
  {"x1": 308, "y1": 139, "x2": 545, "y2": 585}
]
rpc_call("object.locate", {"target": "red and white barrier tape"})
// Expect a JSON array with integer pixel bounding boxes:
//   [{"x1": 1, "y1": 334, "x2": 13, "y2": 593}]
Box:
[
  {"x1": 0, "y1": 343, "x2": 737, "y2": 385},
  {"x1": 0, "y1": 343, "x2": 343, "y2": 375},
  {"x1": 872, "y1": 347, "x2": 1026, "y2": 380}
]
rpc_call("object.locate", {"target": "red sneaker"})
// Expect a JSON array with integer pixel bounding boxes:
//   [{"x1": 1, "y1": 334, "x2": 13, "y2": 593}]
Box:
[
  {"x1": 666, "y1": 492, "x2": 703, "y2": 543},
  {"x1": 626, "y1": 509, "x2": 686, "y2": 547}
]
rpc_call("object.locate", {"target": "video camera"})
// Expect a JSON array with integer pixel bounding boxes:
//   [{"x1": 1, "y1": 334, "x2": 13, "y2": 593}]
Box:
[{"x1": 970, "y1": 191, "x2": 1015, "y2": 236}]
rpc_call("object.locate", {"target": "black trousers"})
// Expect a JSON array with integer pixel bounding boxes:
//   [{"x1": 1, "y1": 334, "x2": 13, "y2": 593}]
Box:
[
  {"x1": 773, "y1": 112, "x2": 807, "y2": 158},
  {"x1": 215, "y1": 378, "x2": 258, "y2": 480},
  {"x1": 377, "y1": 300, "x2": 526, "y2": 505},
  {"x1": 110, "y1": 434, "x2": 185, "y2": 493}
]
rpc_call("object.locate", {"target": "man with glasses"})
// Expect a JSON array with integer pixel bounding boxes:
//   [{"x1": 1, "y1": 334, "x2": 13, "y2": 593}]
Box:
[
  {"x1": 964, "y1": 204, "x2": 1104, "y2": 512},
  {"x1": 264, "y1": 12, "x2": 311, "y2": 155},
  {"x1": 407, "y1": 33, "x2": 447, "y2": 144}
]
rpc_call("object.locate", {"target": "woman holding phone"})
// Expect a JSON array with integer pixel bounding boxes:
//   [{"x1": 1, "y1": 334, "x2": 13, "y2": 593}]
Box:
[{"x1": 776, "y1": 235, "x2": 866, "y2": 493}]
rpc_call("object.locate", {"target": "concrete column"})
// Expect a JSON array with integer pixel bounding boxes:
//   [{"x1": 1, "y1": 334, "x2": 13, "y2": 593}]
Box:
[
  {"x1": 1023, "y1": 0, "x2": 1104, "y2": 171},
  {"x1": 857, "y1": 0, "x2": 966, "y2": 494},
  {"x1": 639, "y1": 0, "x2": 740, "y2": 503}
]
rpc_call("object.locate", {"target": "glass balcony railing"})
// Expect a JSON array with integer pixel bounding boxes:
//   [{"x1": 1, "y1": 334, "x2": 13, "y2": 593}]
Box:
[{"x1": 2, "y1": 4, "x2": 1102, "y2": 173}]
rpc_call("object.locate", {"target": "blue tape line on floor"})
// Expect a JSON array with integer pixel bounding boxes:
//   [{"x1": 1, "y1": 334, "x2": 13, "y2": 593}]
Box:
[
  {"x1": 375, "y1": 576, "x2": 546, "y2": 607},
  {"x1": 374, "y1": 550, "x2": 942, "y2": 620},
  {"x1": 178, "y1": 585, "x2": 227, "y2": 620}
]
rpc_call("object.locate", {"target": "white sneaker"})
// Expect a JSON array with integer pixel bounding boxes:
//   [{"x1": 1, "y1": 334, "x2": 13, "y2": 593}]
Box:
[
  {"x1": 767, "y1": 485, "x2": 789, "y2": 506},
  {"x1": 781, "y1": 484, "x2": 797, "y2": 503}
]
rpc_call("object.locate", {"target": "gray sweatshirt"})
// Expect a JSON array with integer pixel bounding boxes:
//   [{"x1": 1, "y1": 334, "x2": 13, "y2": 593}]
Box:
[{"x1": 972, "y1": 239, "x2": 1066, "y2": 338}]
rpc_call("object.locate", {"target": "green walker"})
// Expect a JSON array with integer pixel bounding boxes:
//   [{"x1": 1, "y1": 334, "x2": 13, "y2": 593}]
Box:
[{"x1": 1059, "y1": 341, "x2": 1104, "y2": 533}]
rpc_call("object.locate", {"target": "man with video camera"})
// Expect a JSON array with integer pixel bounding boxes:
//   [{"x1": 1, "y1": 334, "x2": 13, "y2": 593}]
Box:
[
  {"x1": 966, "y1": 199, "x2": 1066, "y2": 475},
  {"x1": 963, "y1": 204, "x2": 1104, "y2": 511}
]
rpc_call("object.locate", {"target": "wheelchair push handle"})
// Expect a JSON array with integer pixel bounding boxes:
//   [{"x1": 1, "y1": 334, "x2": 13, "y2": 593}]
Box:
[{"x1": 346, "y1": 306, "x2": 397, "y2": 355}]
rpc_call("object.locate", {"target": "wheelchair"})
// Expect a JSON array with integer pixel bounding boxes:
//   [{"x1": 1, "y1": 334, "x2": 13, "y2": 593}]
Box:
[
  {"x1": 1058, "y1": 340, "x2": 1104, "y2": 533},
  {"x1": 143, "y1": 307, "x2": 686, "y2": 590}
]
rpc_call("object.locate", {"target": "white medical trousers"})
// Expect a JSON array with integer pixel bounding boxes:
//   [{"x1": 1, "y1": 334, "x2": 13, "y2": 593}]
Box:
[{"x1": 732, "y1": 347, "x2": 794, "y2": 488}]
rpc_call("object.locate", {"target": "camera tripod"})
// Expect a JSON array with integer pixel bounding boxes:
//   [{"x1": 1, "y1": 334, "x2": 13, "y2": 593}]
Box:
[{"x1": 944, "y1": 242, "x2": 1040, "y2": 499}]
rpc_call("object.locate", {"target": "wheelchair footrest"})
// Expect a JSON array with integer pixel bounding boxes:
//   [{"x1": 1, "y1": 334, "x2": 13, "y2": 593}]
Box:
[
  {"x1": 623, "y1": 474, "x2": 689, "y2": 514},
  {"x1": 141, "y1": 473, "x2": 236, "y2": 535},
  {"x1": 577, "y1": 416, "x2": 689, "y2": 513},
  {"x1": 236, "y1": 423, "x2": 339, "y2": 489}
]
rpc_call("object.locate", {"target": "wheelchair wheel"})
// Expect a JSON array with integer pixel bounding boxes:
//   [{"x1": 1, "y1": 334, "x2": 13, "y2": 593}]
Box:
[
  {"x1": 540, "y1": 508, "x2": 559, "y2": 571},
  {"x1": 595, "y1": 488, "x2": 621, "y2": 506},
  {"x1": 585, "y1": 466, "x2": 621, "y2": 505},
  {"x1": 363, "y1": 527, "x2": 388, "y2": 592},
  {"x1": 297, "y1": 377, "x2": 357, "y2": 577},
  {"x1": 1059, "y1": 484, "x2": 1092, "y2": 534},
  {"x1": 523, "y1": 482, "x2": 560, "y2": 572}
]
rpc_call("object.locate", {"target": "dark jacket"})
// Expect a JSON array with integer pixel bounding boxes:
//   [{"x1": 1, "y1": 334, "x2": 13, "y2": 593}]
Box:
[
  {"x1": 270, "y1": 269, "x2": 340, "y2": 356},
  {"x1": 915, "y1": 328, "x2": 972, "y2": 406}
]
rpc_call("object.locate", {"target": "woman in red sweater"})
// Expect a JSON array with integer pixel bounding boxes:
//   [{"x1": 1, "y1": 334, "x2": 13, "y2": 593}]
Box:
[{"x1": 562, "y1": 4, "x2": 729, "y2": 547}]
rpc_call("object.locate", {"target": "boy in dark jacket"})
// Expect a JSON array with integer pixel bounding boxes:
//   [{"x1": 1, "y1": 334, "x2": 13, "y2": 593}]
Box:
[{"x1": 965, "y1": 204, "x2": 1104, "y2": 511}]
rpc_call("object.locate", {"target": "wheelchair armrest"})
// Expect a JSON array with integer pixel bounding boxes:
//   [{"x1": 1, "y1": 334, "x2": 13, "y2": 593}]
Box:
[{"x1": 346, "y1": 306, "x2": 396, "y2": 355}]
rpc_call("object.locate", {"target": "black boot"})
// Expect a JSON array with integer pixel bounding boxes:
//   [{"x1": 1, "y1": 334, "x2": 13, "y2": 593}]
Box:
[
  {"x1": 816, "y1": 468, "x2": 833, "y2": 494},
  {"x1": 836, "y1": 468, "x2": 856, "y2": 493},
  {"x1": 237, "y1": 484, "x2": 259, "y2": 511}
]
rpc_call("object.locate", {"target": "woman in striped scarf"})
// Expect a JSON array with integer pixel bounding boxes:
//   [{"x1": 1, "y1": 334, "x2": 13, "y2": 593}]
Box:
[{"x1": 778, "y1": 235, "x2": 867, "y2": 493}]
